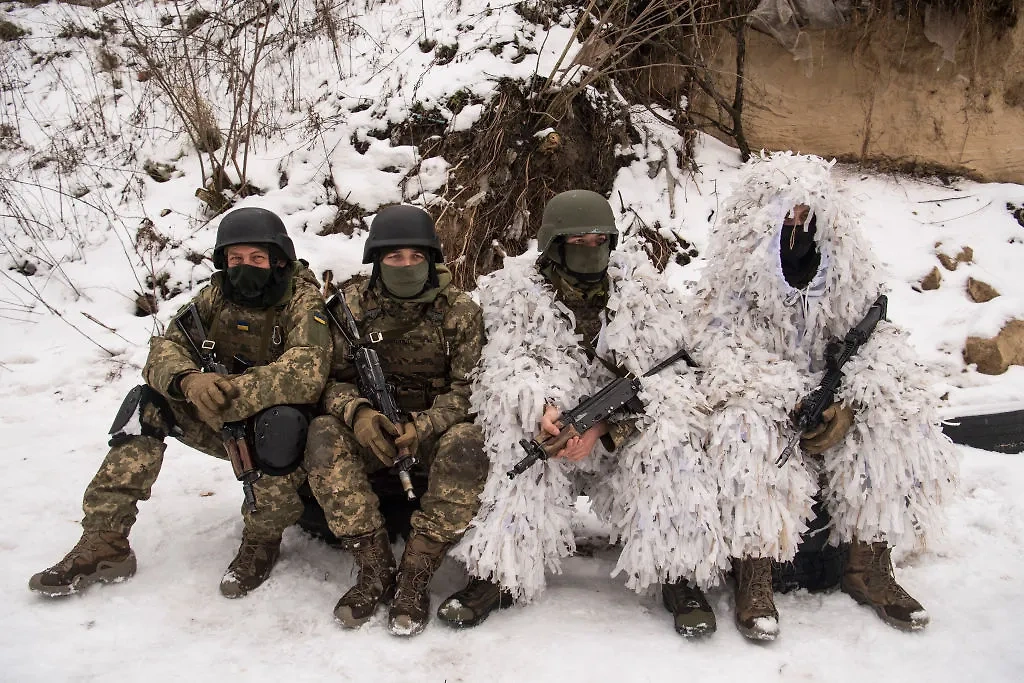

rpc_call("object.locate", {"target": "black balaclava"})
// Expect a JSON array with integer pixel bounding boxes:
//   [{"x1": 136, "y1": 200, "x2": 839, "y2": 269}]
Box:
[
  {"x1": 222, "y1": 245, "x2": 291, "y2": 308},
  {"x1": 780, "y1": 214, "x2": 820, "y2": 289}
]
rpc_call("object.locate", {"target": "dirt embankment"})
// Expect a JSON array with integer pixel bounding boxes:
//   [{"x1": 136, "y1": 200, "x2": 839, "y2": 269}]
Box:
[{"x1": 697, "y1": 14, "x2": 1024, "y2": 183}]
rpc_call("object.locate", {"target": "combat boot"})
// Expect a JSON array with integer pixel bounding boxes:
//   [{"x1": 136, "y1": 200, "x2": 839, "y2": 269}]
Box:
[
  {"x1": 388, "y1": 532, "x2": 449, "y2": 636},
  {"x1": 662, "y1": 579, "x2": 716, "y2": 637},
  {"x1": 733, "y1": 557, "x2": 779, "y2": 641},
  {"x1": 437, "y1": 577, "x2": 515, "y2": 628},
  {"x1": 333, "y1": 527, "x2": 397, "y2": 628},
  {"x1": 219, "y1": 533, "x2": 281, "y2": 599},
  {"x1": 842, "y1": 540, "x2": 929, "y2": 631},
  {"x1": 29, "y1": 531, "x2": 136, "y2": 597}
]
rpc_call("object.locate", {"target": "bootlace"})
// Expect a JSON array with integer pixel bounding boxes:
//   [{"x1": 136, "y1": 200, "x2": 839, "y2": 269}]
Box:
[
  {"x1": 745, "y1": 559, "x2": 775, "y2": 609},
  {"x1": 230, "y1": 537, "x2": 273, "y2": 574},
  {"x1": 872, "y1": 546, "x2": 916, "y2": 603},
  {"x1": 347, "y1": 543, "x2": 393, "y2": 602},
  {"x1": 393, "y1": 556, "x2": 439, "y2": 609},
  {"x1": 55, "y1": 533, "x2": 121, "y2": 571}
]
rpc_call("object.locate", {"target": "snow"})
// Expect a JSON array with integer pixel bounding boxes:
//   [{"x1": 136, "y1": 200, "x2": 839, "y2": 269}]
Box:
[{"x1": 2, "y1": 1, "x2": 1024, "y2": 681}]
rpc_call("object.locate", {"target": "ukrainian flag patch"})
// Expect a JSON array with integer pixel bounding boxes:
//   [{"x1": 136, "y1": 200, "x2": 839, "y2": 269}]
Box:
[
  {"x1": 236, "y1": 320, "x2": 250, "y2": 332},
  {"x1": 313, "y1": 311, "x2": 327, "y2": 325}
]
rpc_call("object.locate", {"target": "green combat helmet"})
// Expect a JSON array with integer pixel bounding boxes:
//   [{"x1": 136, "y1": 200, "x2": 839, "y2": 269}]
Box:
[
  {"x1": 539, "y1": 190, "x2": 618, "y2": 281},
  {"x1": 537, "y1": 189, "x2": 619, "y2": 253},
  {"x1": 213, "y1": 207, "x2": 296, "y2": 269}
]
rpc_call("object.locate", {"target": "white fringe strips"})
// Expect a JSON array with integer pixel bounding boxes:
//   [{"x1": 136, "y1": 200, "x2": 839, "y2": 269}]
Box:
[
  {"x1": 451, "y1": 245, "x2": 728, "y2": 602},
  {"x1": 692, "y1": 151, "x2": 959, "y2": 561}
]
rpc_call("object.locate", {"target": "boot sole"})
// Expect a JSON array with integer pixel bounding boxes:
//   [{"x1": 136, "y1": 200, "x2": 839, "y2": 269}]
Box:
[
  {"x1": 334, "y1": 583, "x2": 397, "y2": 629},
  {"x1": 437, "y1": 595, "x2": 513, "y2": 629},
  {"x1": 736, "y1": 616, "x2": 779, "y2": 642},
  {"x1": 29, "y1": 554, "x2": 137, "y2": 598},
  {"x1": 675, "y1": 621, "x2": 717, "y2": 638},
  {"x1": 844, "y1": 586, "x2": 929, "y2": 631}
]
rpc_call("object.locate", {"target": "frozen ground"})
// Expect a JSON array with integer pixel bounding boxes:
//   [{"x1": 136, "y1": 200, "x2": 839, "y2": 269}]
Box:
[{"x1": 2, "y1": 1, "x2": 1023, "y2": 680}]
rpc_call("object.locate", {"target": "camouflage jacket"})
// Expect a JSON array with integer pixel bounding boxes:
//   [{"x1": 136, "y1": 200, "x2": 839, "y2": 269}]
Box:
[
  {"x1": 321, "y1": 267, "x2": 484, "y2": 438},
  {"x1": 144, "y1": 262, "x2": 332, "y2": 422}
]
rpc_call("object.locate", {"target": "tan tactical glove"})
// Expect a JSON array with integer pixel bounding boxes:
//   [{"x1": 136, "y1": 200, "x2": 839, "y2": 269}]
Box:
[
  {"x1": 353, "y1": 407, "x2": 400, "y2": 465},
  {"x1": 393, "y1": 422, "x2": 419, "y2": 459},
  {"x1": 800, "y1": 403, "x2": 855, "y2": 455},
  {"x1": 180, "y1": 372, "x2": 239, "y2": 430}
]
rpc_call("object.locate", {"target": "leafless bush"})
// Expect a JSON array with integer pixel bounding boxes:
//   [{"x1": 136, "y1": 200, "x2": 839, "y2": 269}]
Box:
[{"x1": 120, "y1": 1, "x2": 289, "y2": 205}]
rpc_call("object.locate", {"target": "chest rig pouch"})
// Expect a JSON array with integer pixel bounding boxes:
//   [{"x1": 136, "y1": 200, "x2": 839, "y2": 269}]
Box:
[
  {"x1": 205, "y1": 298, "x2": 288, "y2": 371},
  {"x1": 349, "y1": 294, "x2": 455, "y2": 413}
]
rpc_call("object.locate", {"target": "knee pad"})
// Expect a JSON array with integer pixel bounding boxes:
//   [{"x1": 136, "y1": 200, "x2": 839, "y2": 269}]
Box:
[
  {"x1": 108, "y1": 385, "x2": 177, "y2": 446},
  {"x1": 252, "y1": 406, "x2": 309, "y2": 476}
]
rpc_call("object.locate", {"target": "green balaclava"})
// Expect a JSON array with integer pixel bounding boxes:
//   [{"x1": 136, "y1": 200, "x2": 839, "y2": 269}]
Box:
[
  {"x1": 559, "y1": 240, "x2": 612, "y2": 280},
  {"x1": 380, "y1": 260, "x2": 430, "y2": 299}
]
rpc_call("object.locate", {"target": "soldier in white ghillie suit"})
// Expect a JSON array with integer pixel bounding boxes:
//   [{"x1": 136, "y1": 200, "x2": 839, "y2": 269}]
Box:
[
  {"x1": 693, "y1": 152, "x2": 958, "y2": 641},
  {"x1": 437, "y1": 190, "x2": 728, "y2": 636}
]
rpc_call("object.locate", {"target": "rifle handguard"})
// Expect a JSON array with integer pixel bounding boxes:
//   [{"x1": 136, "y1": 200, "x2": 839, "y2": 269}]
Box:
[{"x1": 507, "y1": 425, "x2": 579, "y2": 479}]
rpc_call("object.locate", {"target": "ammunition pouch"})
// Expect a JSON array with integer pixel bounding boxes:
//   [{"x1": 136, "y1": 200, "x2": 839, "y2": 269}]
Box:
[
  {"x1": 251, "y1": 405, "x2": 309, "y2": 476},
  {"x1": 108, "y1": 385, "x2": 177, "y2": 446}
]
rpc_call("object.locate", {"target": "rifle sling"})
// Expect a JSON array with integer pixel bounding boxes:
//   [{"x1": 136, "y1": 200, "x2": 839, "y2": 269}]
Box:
[{"x1": 580, "y1": 341, "x2": 628, "y2": 378}]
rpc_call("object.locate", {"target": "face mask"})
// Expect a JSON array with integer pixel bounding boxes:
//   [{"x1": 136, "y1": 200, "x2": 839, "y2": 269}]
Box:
[
  {"x1": 226, "y1": 264, "x2": 273, "y2": 300},
  {"x1": 563, "y1": 242, "x2": 611, "y2": 278},
  {"x1": 780, "y1": 221, "x2": 818, "y2": 268},
  {"x1": 380, "y1": 261, "x2": 430, "y2": 299}
]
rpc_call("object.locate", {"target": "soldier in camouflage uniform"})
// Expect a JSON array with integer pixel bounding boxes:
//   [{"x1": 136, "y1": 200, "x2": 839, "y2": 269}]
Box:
[
  {"x1": 29, "y1": 207, "x2": 332, "y2": 599},
  {"x1": 304, "y1": 204, "x2": 487, "y2": 637}
]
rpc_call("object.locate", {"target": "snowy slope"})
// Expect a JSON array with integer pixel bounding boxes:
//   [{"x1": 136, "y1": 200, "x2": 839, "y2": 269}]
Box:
[{"x1": 2, "y1": 2, "x2": 1024, "y2": 681}]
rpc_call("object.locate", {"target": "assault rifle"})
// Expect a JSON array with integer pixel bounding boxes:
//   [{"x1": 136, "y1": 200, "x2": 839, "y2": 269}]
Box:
[
  {"x1": 508, "y1": 346, "x2": 698, "y2": 479},
  {"x1": 321, "y1": 271, "x2": 418, "y2": 500},
  {"x1": 175, "y1": 303, "x2": 261, "y2": 512},
  {"x1": 776, "y1": 294, "x2": 889, "y2": 467}
]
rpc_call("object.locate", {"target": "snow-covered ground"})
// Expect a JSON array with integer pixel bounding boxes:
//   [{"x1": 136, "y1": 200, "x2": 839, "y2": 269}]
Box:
[{"x1": 3, "y1": 1, "x2": 1024, "y2": 680}]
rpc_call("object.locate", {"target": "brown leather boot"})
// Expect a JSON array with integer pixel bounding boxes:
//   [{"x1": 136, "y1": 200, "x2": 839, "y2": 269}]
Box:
[
  {"x1": 333, "y1": 528, "x2": 397, "y2": 628},
  {"x1": 388, "y1": 532, "x2": 450, "y2": 637},
  {"x1": 437, "y1": 577, "x2": 515, "y2": 629},
  {"x1": 662, "y1": 579, "x2": 716, "y2": 637},
  {"x1": 732, "y1": 557, "x2": 779, "y2": 641},
  {"x1": 842, "y1": 540, "x2": 929, "y2": 631},
  {"x1": 219, "y1": 534, "x2": 281, "y2": 599},
  {"x1": 29, "y1": 531, "x2": 136, "y2": 597}
]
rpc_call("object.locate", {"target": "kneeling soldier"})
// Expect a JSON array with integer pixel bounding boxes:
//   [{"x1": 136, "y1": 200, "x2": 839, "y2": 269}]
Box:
[
  {"x1": 305, "y1": 204, "x2": 488, "y2": 637},
  {"x1": 29, "y1": 207, "x2": 332, "y2": 599}
]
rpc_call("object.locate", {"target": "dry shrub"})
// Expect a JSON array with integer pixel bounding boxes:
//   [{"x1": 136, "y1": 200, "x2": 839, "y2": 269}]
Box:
[
  {"x1": 0, "y1": 20, "x2": 27, "y2": 41},
  {"x1": 429, "y1": 78, "x2": 635, "y2": 289}
]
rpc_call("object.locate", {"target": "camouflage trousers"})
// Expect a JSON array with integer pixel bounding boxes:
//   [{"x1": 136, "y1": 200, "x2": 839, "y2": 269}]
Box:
[
  {"x1": 81, "y1": 395, "x2": 306, "y2": 541},
  {"x1": 304, "y1": 415, "x2": 488, "y2": 544}
]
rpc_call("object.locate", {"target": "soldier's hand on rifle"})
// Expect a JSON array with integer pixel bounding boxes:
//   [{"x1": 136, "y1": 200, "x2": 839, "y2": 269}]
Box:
[
  {"x1": 559, "y1": 421, "x2": 610, "y2": 462},
  {"x1": 394, "y1": 420, "x2": 422, "y2": 459},
  {"x1": 799, "y1": 402, "x2": 855, "y2": 455},
  {"x1": 180, "y1": 372, "x2": 239, "y2": 430},
  {"x1": 540, "y1": 405, "x2": 563, "y2": 438},
  {"x1": 353, "y1": 406, "x2": 400, "y2": 465}
]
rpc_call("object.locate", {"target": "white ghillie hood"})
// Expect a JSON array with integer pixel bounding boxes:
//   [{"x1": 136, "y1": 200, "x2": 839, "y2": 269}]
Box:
[
  {"x1": 452, "y1": 244, "x2": 728, "y2": 601},
  {"x1": 693, "y1": 152, "x2": 958, "y2": 558}
]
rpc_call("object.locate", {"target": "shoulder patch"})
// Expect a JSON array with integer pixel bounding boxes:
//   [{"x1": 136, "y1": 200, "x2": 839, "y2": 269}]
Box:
[{"x1": 313, "y1": 311, "x2": 328, "y2": 325}]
